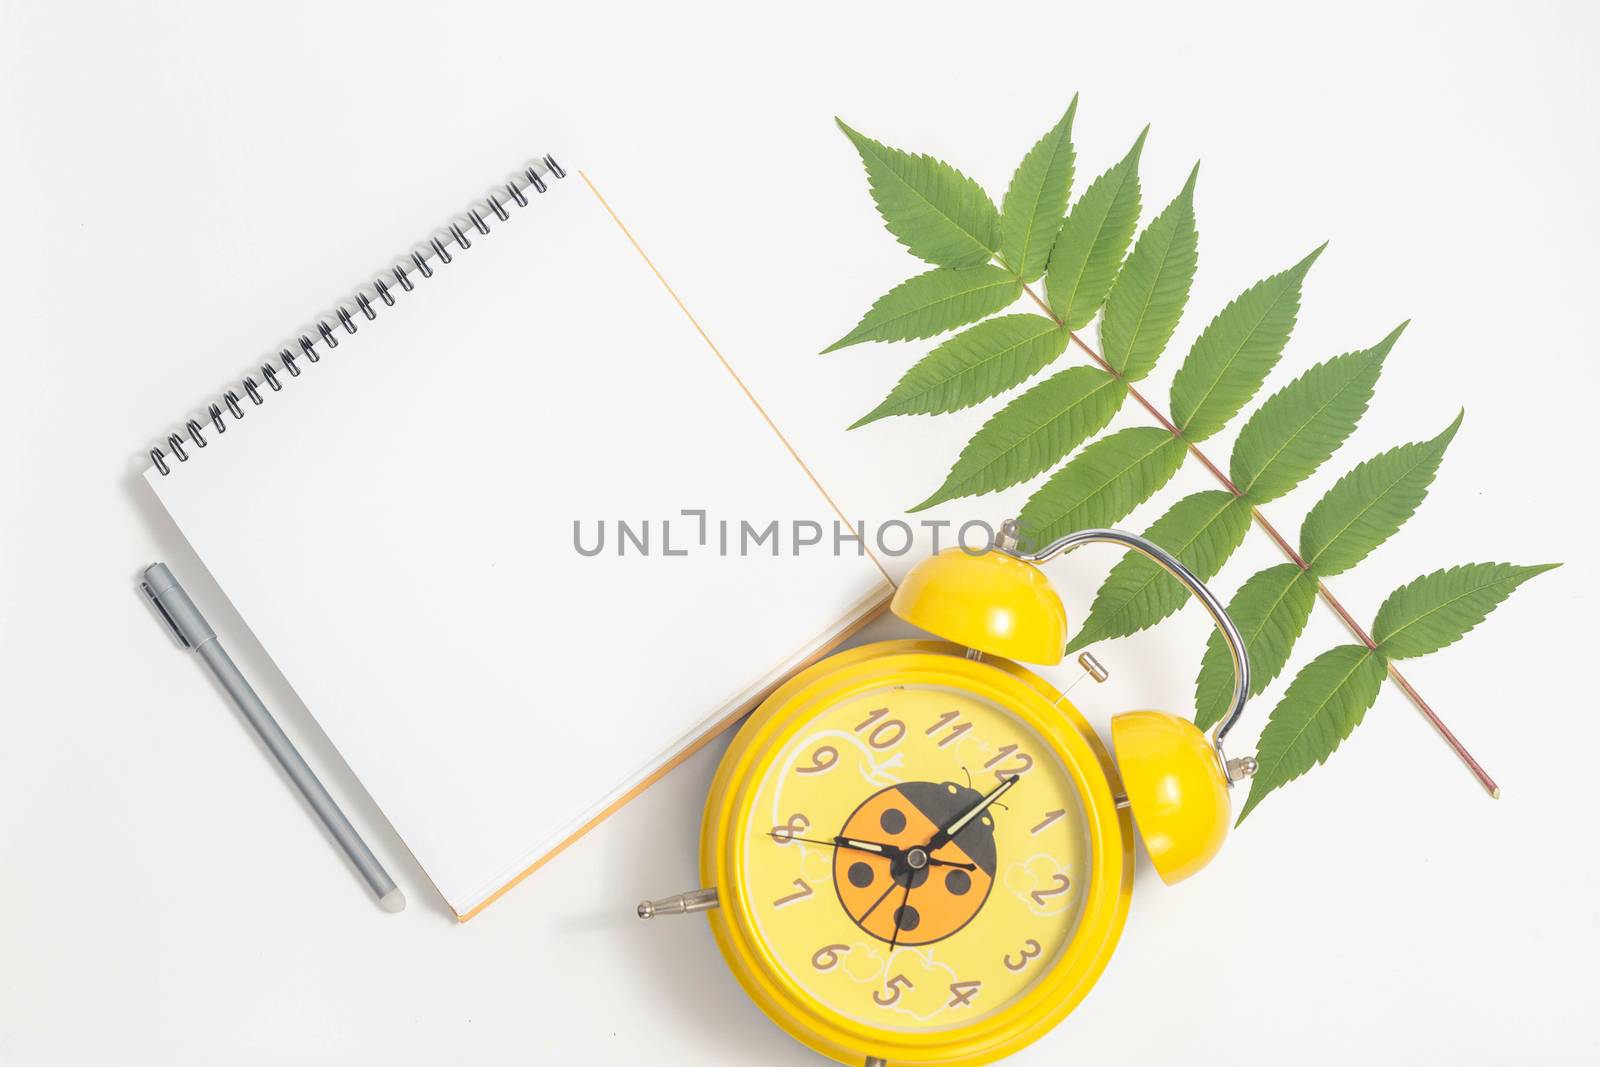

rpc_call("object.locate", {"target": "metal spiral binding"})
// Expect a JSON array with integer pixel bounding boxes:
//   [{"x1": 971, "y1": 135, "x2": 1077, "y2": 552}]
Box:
[{"x1": 148, "y1": 155, "x2": 566, "y2": 475}]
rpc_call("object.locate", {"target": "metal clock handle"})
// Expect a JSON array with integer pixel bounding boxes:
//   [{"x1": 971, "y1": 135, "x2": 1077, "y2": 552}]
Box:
[
  {"x1": 993, "y1": 520, "x2": 1256, "y2": 784},
  {"x1": 637, "y1": 521, "x2": 1258, "y2": 923}
]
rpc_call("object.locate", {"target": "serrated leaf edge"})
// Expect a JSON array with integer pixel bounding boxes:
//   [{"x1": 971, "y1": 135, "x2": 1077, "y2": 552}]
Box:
[
  {"x1": 1238, "y1": 645, "x2": 1383, "y2": 823},
  {"x1": 1230, "y1": 324, "x2": 1402, "y2": 499},
  {"x1": 1019, "y1": 427, "x2": 1186, "y2": 543},
  {"x1": 999, "y1": 96, "x2": 1078, "y2": 282},
  {"x1": 1372, "y1": 562, "x2": 1560, "y2": 659},
  {"x1": 1302, "y1": 411, "x2": 1464, "y2": 575},
  {"x1": 1171, "y1": 244, "x2": 1324, "y2": 439},
  {"x1": 851, "y1": 314, "x2": 1068, "y2": 428},
  {"x1": 1194, "y1": 565, "x2": 1316, "y2": 730},
  {"x1": 908, "y1": 368, "x2": 1126, "y2": 512},
  {"x1": 1065, "y1": 492, "x2": 1249, "y2": 653},
  {"x1": 1100, "y1": 163, "x2": 1200, "y2": 380},
  {"x1": 836, "y1": 118, "x2": 998, "y2": 267},
  {"x1": 1045, "y1": 127, "x2": 1148, "y2": 328},
  {"x1": 822, "y1": 266, "x2": 1022, "y2": 353}
]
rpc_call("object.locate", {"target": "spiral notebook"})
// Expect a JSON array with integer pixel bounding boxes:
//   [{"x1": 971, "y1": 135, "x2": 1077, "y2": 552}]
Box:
[{"x1": 142, "y1": 155, "x2": 892, "y2": 920}]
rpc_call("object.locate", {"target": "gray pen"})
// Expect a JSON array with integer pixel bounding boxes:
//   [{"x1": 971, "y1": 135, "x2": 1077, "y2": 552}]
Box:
[{"x1": 141, "y1": 562, "x2": 405, "y2": 913}]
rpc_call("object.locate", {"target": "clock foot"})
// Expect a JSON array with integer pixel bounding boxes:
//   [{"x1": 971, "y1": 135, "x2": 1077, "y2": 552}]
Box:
[
  {"x1": 636, "y1": 887, "x2": 719, "y2": 918},
  {"x1": 865, "y1": 1058, "x2": 886, "y2": 1067}
]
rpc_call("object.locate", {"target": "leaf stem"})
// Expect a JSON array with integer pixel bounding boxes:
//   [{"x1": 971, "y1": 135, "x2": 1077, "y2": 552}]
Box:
[{"x1": 1018, "y1": 281, "x2": 1498, "y2": 797}]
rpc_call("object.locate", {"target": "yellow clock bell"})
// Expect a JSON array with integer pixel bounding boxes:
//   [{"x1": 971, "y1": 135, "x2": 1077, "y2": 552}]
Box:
[{"x1": 638, "y1": 522, "x2": 1257, "y2": 1067}]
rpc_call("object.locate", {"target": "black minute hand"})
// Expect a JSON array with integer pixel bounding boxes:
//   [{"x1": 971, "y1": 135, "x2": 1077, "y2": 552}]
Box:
[
  {"x1": 764, "y1": 833, "x2": 976, "y2": 870},
  {"x1": 832, "y1": 835, "x2": 977, "y2": 870},
  {"x1": 927, "y1": 774, "x2": 1019, "y2": 852},
  {"x1": 768, "y1": 833, "x2": 887, "y2": 854}
]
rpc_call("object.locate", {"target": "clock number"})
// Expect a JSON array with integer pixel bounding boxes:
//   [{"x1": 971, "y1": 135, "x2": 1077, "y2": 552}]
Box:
[
  {"x1": 873, "y1": 974, "x2": 914, "y2": 1007},
  {"x1": 811, "y1": 944, "x2": 849, "y2": 972},
  {"x1": 770, "y1": 813, "x2": 810, "y2": 843},
  {"x1": 947, "y1": 980, "x2": 982, "y2": 1008},
  {"x1": 854, "y1": 707, "x2": 906, "y2": 750},
  {"x1": 1003, "y1": 939, "x2": 1042, "y2": 972},
  {"x1": 983, "y1": 744, "x2": 1034, "y2": 779},
  {"x1": 1030, "y1": 873, "x2": 1071, "y2": 906},
  {"x1": 772, "y1": 879, "x2": 812, "y2": 908},
  {"x1": 1031, "y1": 809, "x2": 1066, "y2": 834},
  {"x1": 795, "y1": 744, "x2": 839, "y2": 775},
  {"x1": 925, "y1": 710, "x2": 973, "y2": 748}
]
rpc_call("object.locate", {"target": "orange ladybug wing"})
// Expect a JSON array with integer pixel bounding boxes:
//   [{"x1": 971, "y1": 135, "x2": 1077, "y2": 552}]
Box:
[
  {"x1": 896, "y1": 862, "x2": 993, "y2": 946},
  {"x1": 833, "y1": 784, "x2": 997, "y2": 945},
  {"x1": 835, "y1": 786, "x2": 942, "y2": 941}
]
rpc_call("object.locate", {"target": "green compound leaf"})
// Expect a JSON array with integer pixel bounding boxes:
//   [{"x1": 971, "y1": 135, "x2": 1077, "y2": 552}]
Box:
[
  {"x1": 1299, "y1": 412, "x2": 1462, "y2": 577},
  {"x1": 851, "y1": 314, "x2": 1068, "y2": 427},
  {"x1": 1044, "y1": 128, "x2": 1146, "y2": 331},
  {"x1": 1017, "y1": 425, "x2": 1187, "y2": 547},
  {"x1": 999, "y1": 98, "x2": 1078, "y2": 282},
  {"x1": 910, "y1": 366, "x2": 1127, "y2": 512},
  {"x1": 1169, "y1": 244, "x2": 1324, "y2": 441},
  {"x1": 836, "y1": 119, "x2": 1000, "y2": 268},
  {"x1": 1100, "y1": 164, "x2": 1200, "y2": 382},
  {"x1": 1194, "y1": 563, "x2": 1318, "y2": 730},
  {"x1": 822, "y1": 266, "x2": 1023, "y2": 353},
  {"x1": 1065, "y1": 490, "x2": 1253, "y2": 653},
  {"x1": 1229, "y1": 324, "x2": 1401, "y2": 502},
  {"x1": 1237, "y1": 644, "x2": 1387, "y2": 823},
  {"x1": 1373, "y1": 562, "x2": 1559, "y2": 660}
]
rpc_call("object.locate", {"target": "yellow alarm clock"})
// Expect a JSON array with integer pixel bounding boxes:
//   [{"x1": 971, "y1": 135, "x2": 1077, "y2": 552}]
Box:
[{"x1": 638, "y1": 522, "x2": 1257, "y2": 1067}]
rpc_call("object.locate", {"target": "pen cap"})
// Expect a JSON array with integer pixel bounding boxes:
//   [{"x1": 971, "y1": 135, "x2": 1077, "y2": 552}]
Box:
[{"x1": 141, "y1": 563, "x2": 216, "y2": 649}]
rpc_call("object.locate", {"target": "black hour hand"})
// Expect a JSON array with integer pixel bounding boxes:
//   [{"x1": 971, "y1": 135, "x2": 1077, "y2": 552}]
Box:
[{"x1": 834, "y1": 835, "x2": 892, "y2": 855}]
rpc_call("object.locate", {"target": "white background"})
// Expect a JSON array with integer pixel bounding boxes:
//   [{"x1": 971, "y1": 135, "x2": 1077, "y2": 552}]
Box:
[{"x1": 2, "y1": 1, "x2": 1596, "y2": 1064}]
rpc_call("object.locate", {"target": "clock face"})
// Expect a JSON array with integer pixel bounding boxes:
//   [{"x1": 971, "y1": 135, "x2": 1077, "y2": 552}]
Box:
[{"x1": 739, "y1": 682, "x2": 1091, "y2": 1031}]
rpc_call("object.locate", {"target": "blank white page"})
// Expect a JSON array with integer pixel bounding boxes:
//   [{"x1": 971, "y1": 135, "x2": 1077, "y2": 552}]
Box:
[{"x1": 144, "y1": 170, "x2": 890, "y2": 917}]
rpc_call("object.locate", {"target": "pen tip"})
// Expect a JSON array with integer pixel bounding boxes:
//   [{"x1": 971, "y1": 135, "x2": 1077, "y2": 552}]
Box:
[{"x1": 379, "y1": 887, "x2": 407, "y2": 913}]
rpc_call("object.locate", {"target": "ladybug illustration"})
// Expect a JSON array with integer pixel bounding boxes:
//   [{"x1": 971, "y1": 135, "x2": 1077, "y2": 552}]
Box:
[{"x1": 832, "y1": 781, "x2": 999, "y2": 946}]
